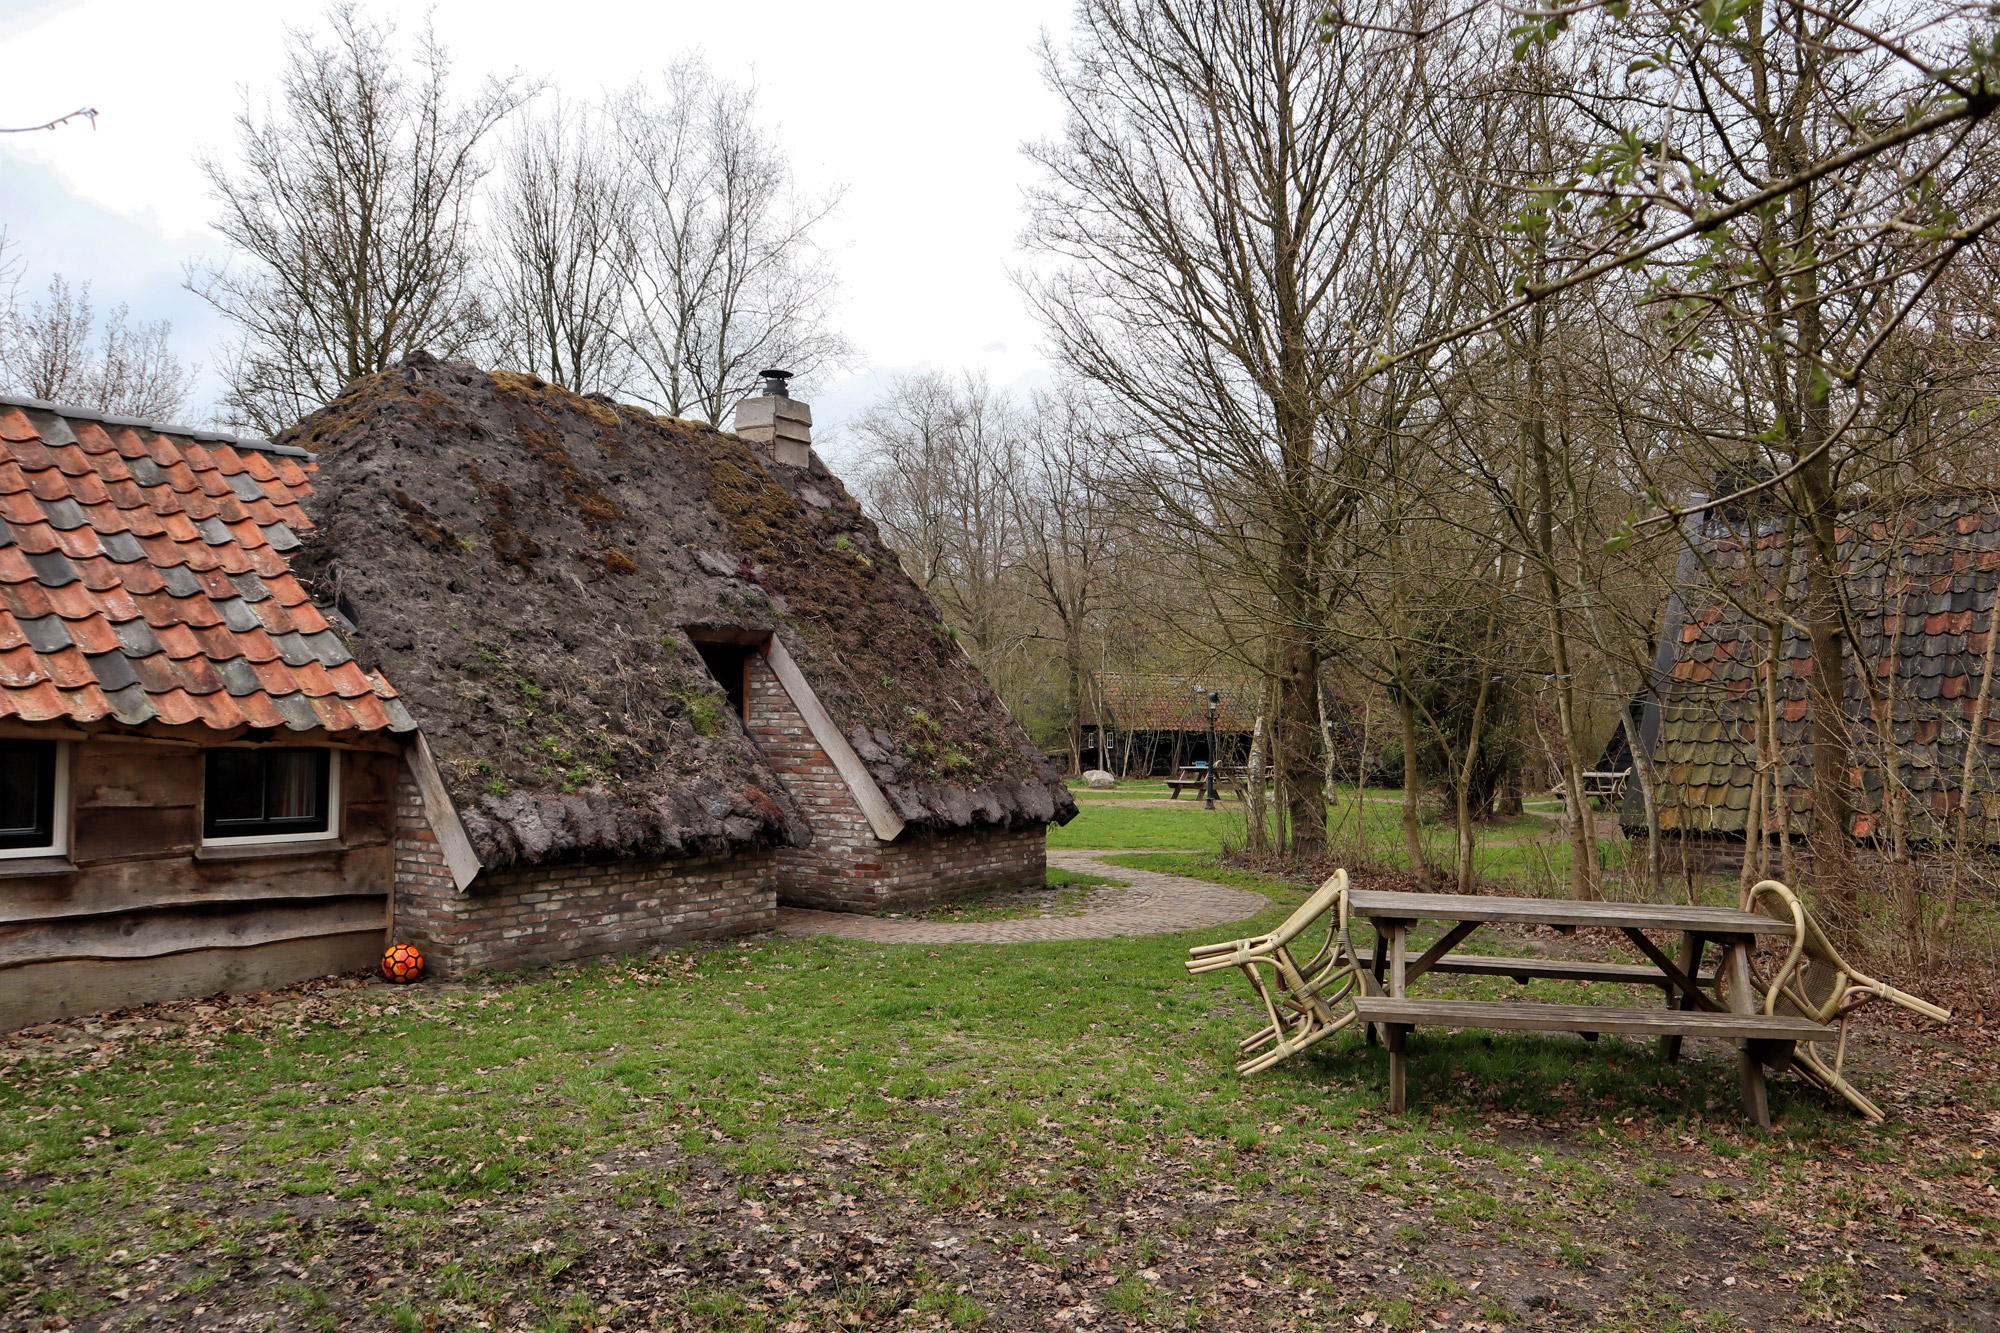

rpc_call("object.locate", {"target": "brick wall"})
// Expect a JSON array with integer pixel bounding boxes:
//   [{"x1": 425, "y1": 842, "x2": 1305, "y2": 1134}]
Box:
[
  {"x1": 743, "y1": 654, "x2": 1047, "y2": 912},
  {"x1": 391, "y1": 766, "x2": 776, "y2": 977}
]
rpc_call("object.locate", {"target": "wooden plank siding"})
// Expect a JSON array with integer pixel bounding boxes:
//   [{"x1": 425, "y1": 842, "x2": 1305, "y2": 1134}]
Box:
[{"x1": 0, "y1": 740, "x2": 398, "y2": 1031}]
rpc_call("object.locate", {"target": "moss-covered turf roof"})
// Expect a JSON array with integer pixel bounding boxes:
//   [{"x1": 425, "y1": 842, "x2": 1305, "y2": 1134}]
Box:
[{"x1": 283, "y1": 355, "x2": 1073, "y2": 871}]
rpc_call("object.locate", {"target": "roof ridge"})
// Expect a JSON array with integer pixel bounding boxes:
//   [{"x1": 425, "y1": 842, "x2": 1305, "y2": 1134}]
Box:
[{"x1": 0, "y1": 393, "x2": 310, "y2": 459}]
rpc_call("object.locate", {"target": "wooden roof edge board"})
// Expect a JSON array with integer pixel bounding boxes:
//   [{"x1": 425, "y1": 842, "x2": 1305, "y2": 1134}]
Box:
[
  {"x1": 410, "y1": 731, "x2": 483, "y2": 892},
  {"x1": 764, "y1": 634, "x2": 906, "y2": 842},
  {"x1": 0, "y1": 719, "x2": 402, "y2": 752}
]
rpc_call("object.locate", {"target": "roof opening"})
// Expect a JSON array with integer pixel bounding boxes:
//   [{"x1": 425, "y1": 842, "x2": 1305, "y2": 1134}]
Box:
[{"x1": 685, "y1": 627, "x2": 771, "y2": 722}]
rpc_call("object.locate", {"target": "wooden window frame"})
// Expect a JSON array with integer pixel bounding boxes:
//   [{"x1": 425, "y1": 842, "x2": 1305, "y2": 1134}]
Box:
[
  {"x1": 201, "y1": 747, "x2": 342, "y2": 848},
  {"x1": 0, "y1": 740, "x2": 68, "y2": 860}
]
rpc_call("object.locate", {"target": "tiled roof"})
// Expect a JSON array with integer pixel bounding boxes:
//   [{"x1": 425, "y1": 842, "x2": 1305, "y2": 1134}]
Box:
[
  {"x1": 0, "y1": 394, "x2": 414, "y2": 735},
  {"x1": 1635, "y1": 492, "x2": 2000, "y2": 839},
  {"x1": 1091, "y1": 672, "x2": 1259, "y2": 732}
]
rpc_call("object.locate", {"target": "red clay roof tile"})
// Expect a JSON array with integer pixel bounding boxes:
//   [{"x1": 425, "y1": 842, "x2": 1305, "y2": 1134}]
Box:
[
  {"x1": 10, "y1": 521, "x2": 57, "y2": 555},
  {"x1": 41, "y1": 581, "x2": 99, "y2": 621},
  {"x1": 63, "y1": 614, "x2": 119, "y2": 655},
  {"x1": 248, "y1": 657, "x2": 300, "y2": 694},
  {"x1": 3, "y1": 679, "x2": 70, "y2": 721},
  {"x1": 0, "y1": 547, "x2": 36, "y2": 585},
  {"x1": 234, "y1": 690, "x2": 287, "y2": 729},
  {"x1": 0, "y1": 406, "x2": 397, "y2": 736},
  {"x1": 233, "y1": 626, "x2": 280, "y2": 664},
  {"x1": 189, "y1": 623, "x2": 246, "y2": 660},
  {"x1": 250, "y1": 599, "x2": 297, "y2": 636},
  {"x1": 0, "y1": 582, "x2": 52, "y2": 620},
  {"x1": 324, "y1": 660, "x2": 373, "y2": 697},
  {"x1": 151, "y1": 621, "x2": 205, "y2": 658},
  {"x1": 289, "y1": 601, "x2": 329, "y2": 635}
]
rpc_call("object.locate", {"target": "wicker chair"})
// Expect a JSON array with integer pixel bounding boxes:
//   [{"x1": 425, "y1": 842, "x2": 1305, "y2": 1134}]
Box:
[
  {"x1": 1742, "y1": 879, "x2": 1952, "y2": 1121},
  {"x1": 1184, "y1": 869, "x2": 1372, "y2": 1075}
]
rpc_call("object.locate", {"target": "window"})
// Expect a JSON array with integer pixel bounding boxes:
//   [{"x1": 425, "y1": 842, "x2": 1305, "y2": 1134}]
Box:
[
  {"x1": 203, "y1": 748, "x2": 338, "y2": 845},
  {"x1": 0, "y1": 739, "x2": 63, "y2": 858}
]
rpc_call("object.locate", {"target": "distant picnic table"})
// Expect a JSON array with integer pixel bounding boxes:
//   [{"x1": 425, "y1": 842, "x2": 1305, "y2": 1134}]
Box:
[
  {"x1": 1166, "y1": 764, "x2": 1265, "y2": 800},
  {"x1": 1347, "y1": 890, "x2": 1828, "y2": 1127}
]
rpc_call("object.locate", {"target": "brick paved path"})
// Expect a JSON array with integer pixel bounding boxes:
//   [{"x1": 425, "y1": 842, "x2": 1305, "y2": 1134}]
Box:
[{"x1": 774, "y1": 849, "x2": 1270, "y2": 945}]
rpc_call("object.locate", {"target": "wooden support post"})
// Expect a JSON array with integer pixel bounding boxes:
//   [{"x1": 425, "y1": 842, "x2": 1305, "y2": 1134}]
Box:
[
  {"x1": 1365, "y1": 936, "x2": 1381, "y2": 1046},
  {"x1": 1386, "y1": 1023, "x2": 1409, "y2": 1114},
  {"x1": 1724, "y1": 937, "x2": 1771, "y2": 1128},
  {"x1": 1659, "y1": 932, "x2": 1702, "y2": 1063},
  {"x1": 1389, "y1": 922, "x2": 1408, "y2": 998}
]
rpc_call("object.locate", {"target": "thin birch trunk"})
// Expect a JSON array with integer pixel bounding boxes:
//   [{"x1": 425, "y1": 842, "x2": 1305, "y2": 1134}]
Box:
[{"x1": 1937, "y1": 571, "x2": 2000, "y2": 959}]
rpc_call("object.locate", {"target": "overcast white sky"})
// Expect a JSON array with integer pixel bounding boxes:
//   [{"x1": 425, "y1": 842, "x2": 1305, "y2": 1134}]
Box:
[{"x1": 0, "y1": 0, "x2": 1079, "y2": 458}]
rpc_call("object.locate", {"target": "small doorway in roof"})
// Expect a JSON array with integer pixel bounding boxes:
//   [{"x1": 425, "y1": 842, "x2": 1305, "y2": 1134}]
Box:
[{"x1": 684, "y1": 627, "x2": 772, "y2": 722}]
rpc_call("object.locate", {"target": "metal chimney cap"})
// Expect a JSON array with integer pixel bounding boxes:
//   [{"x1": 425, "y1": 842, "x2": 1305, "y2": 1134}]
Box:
[{"x1": 758, "y1": 369, "x2": 794, "y2": 397}]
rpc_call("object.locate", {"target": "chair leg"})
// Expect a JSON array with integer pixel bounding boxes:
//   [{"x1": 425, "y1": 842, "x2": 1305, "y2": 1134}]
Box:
[{"x1": 1387, "y1": 1024, "x2": 1409, "y2": 1114}]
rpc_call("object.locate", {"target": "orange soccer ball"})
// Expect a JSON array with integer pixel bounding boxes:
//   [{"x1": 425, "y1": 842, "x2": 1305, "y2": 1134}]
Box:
[{"x1": 381, "y1": 942, "x2": 425, "y2": 984}]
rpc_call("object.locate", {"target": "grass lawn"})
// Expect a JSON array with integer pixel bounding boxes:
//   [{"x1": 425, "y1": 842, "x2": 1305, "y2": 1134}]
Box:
[
  {"x1": 1059, "y1": 781, "x2": 1632, "y2": 896},
  {"x1": 2, "y1": 806, "x2": 1994, "y2": 1331}
]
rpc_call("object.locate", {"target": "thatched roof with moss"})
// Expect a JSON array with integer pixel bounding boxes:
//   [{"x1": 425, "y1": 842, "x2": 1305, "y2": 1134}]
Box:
[{"x1": 281, "y1": 354, "x2": 1073, "y2": 871}]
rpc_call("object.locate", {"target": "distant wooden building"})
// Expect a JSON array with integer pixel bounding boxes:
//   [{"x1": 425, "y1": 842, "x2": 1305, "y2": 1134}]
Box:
[
  {"x1": 1626, "y1": 491, "x2": 2000, "y2": 863},
  {"x1": 1083, "y1": 672, "x2": 1257, "y2": 775}
]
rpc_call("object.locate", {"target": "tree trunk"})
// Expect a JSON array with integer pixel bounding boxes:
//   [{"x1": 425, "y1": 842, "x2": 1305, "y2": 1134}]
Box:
[
  {"x1": 1246, "y1": 715, "x2": 1269, "y2": 855},
  {"x1": 1397, "y1": 671, "x2": 1424, "y2": 876}
]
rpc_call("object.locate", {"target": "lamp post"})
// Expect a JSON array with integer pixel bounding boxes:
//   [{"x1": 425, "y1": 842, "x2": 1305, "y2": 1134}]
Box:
[{"x1": 1204, "y1": 691, "x2": 1220, "y2": 810}]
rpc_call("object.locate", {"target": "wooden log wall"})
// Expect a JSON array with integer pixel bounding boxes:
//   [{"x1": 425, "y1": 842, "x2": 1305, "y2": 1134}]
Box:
[{"x1": 0, "y1": 739, "x2": 395, "y2": 1031}]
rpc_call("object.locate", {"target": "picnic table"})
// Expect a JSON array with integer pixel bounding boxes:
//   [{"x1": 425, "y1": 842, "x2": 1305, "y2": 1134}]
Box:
[
  {"x1": 1167, "y1": 764, "x2": 1248, "y2": 800},
  {"x1": 1346, "y1": 890, "x2": 1833, "y2": 1127}
]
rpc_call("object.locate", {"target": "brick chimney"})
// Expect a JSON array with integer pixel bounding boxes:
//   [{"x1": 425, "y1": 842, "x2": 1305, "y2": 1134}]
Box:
[{"x1": 733, "y1": 369, "x2": 812, "y2": 467}]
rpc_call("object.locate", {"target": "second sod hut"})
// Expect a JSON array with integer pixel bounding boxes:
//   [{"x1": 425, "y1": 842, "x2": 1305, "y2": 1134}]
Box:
[{"x1": 287, "y1": 356, "x2": 1075, "y2": 976}]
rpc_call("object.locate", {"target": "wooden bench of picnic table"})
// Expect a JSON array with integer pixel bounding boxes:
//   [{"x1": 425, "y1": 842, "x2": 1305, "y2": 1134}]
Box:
[
  {"x1": 1167, "y1": 765, "x2": 1249, "y2": 800},
  {"x1": 1346, "y1": 889, "x2": 1833, "y2": 1127}
]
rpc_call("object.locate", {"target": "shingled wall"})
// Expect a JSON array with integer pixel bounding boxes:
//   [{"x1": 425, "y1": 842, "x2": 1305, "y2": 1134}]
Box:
[
  {"x1": 744, "y1": 654, "x2": 1045, "y2": 912},
  {"x1": 391, "y1": 768, "x2": 776, "y2": 976}
]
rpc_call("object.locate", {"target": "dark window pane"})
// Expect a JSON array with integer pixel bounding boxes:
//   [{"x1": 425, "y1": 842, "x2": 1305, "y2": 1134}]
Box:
[
  {"x1": 205, "y1": 749, "x2": 266, "y2": 825},
  {"x1": 205, "y1": 748, "x2": 331, "y2": 839},
  {"x1": 266, "y1": 751, "x2": 318, "y2": 821},
  {"x1": 0, "y1": 740, "x2": 55, "y2": 850}
]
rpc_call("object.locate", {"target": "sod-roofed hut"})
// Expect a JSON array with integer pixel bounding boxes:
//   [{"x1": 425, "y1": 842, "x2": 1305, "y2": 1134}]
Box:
[
  {"x1": 1627, "y1": 490, "x2": 2000, "y2": 860},
  {"x1": 285, "y1": 356, "x2": 1074, "y2": 974}
]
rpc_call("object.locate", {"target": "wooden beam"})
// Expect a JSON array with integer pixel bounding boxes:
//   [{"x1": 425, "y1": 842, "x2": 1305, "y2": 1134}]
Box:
[
  {"x1": 1403, "y1": 919, "x2": 1483, "y2": 985},
  {"x1": 762, "y1": 635, "x2": 906, "y2": 842},
  {"x1": 0, "y1": 896, "x2": 386, "y2": 968},
  {"x1": 0, "y1": 931, "x2": 381, "y2": 1033},
  {"x1": 1619, "y1": 927, "x2": 1726, "y2": 1012},
  {"x1": 408, "y1": 733, "x2": 483, "y2": 891}
]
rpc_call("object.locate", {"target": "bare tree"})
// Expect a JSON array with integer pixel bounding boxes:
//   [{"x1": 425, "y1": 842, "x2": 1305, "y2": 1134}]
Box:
[
  {"x1": 1, "y1": 273, "x2": 198, "y2": 420},
  {"x1": 188, "y1": 4, "x2": 528, "y2": 432},
  {"x1": 852, "y1": 371, "x2": 1024, "y2": 665},
  {"x1": 1025, "y1": 0, "x2": 1481, "y2": 857},
  {"x1": 1012, "y1": 384, "x2": 1121, "y2": 772},
  {"x1": 607, "y1": 61, "x2": 848, "y2": 425},
  {"x1": 482, "y1": 97, "x2": 628, "y2": 394}
]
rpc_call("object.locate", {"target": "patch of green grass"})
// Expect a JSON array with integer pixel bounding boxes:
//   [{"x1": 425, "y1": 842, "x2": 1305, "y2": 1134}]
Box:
[{"x1": 0, "y1": 820, "x2": 1990, "y2": 1327}]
